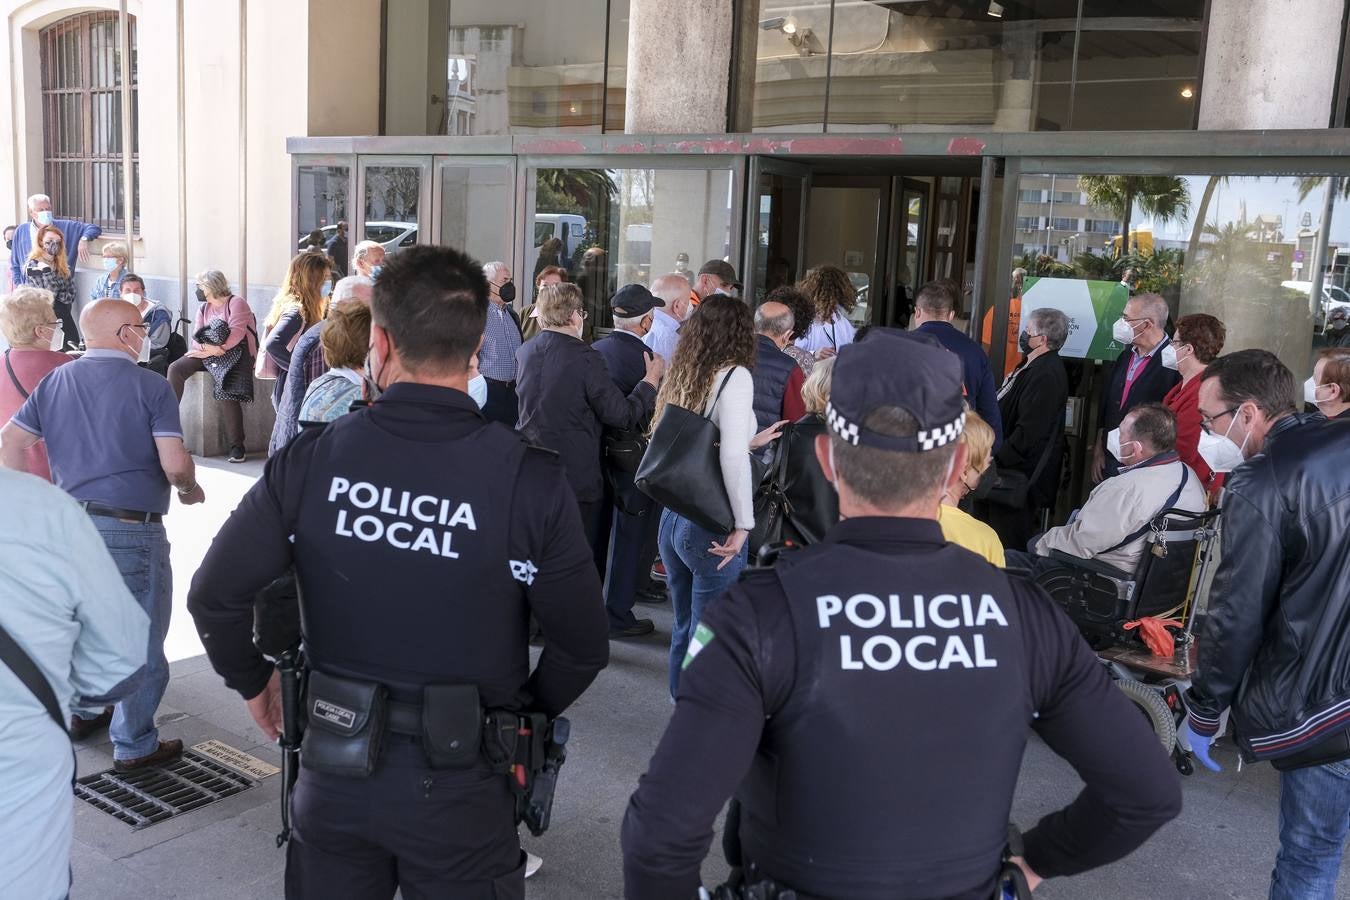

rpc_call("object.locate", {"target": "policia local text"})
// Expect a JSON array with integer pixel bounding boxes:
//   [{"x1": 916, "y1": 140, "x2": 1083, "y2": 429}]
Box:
[
  {"x1": 327, "y1": 477, "x2": 477, "y2": 558},
  {"x1": 817, "y1": 592, "x2": 1008, "y2": 672}
]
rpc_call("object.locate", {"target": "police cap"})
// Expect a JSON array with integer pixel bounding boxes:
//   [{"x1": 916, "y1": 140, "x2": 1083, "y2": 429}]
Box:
[{"x1": 826, "y1": 330, "x2": 965, "y2": 453}]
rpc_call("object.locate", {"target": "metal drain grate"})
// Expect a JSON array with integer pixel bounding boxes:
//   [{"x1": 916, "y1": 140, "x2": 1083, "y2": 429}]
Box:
[{"x1": 75, "y1": 750, "x2": 257, "y2": 828}]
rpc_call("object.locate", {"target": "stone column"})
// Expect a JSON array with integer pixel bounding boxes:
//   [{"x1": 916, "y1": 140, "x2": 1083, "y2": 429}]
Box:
[
  {"x1": 1199, "y1": 0, "x2": 1343, "y2": 129},
  {"x1": 625, "y1": 0, "x2": 736, "y2": 133}
]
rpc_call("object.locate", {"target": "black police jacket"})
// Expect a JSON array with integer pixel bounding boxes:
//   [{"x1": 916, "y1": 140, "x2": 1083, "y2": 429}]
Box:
[
  {"x1": 187, "y1": 383, "x2": 609, "y2": 716},
  {"x1": 516, "y1": 330, "x2": 655, "y2": 503},
  {"x1": 622, "y1": 517, "x2": 1181, "y2": 900},
  {"x1": 1184, "y1": 413, "x2": 1350, "y2": 766}
]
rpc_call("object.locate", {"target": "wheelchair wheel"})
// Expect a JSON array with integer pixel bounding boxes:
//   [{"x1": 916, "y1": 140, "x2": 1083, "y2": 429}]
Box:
[{"x1": 1115, "y1": 678, "x2": 1177, "y2": 752}]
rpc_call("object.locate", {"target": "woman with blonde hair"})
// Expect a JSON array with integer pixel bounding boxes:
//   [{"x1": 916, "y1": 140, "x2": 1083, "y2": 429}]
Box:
[
  {"x1": 24, "y1": 225, "x2": 77, "y2": 347},
  {"x1": 169, "y1": 270, "x2": 256, "y2": 463},
  {"x1": 0, "y1": 286, "x2": 72, "y2": 480},
  {"x1": 259, "y1": 252, "x2": 330, "y2": 408},
  {"x1": 937, "y1": 409, "x2": 1005, "y2": 566},
  {"x1": 299, "y1": 302, "x2": 372, "y2": 424},
  {"x1": 92, "y1": 240, "x2": 131, "y2": 300},
  {"x1": 654, "y1": 294, "x2": 784, "y2": 696},
  {"x1": 795, "y1": 264, "x2": 858, "y2": 357}
]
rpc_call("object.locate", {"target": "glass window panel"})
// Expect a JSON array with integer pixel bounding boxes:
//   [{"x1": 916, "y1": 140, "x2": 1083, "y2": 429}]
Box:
[
  {"x1": 805, "y1": 185, "x2": 882, "y2": 325},
  {"x1": 751, "y1": 169, "x2": 805, "y2": 304},
  {"x1": 605, "y1": 0, "x2": 630, "y2": 132},
  {"x1": 364, "y1": 166, "x2": 421, "y2": 245},
  {"x1": 531, "y1": 167, "x2": 734, "y2": 331},
  {"x1": 1068, "y1": 30, "x2": 1201, "y2": 130},
  {"x1": 296, "y1": 165, "x2": 350, "y2": 256},
  {"x1": 439, "y1": 164, "x2": 513, "y2": 266},
  {"x1": 752, "y1": 0, "x2": 832, "y2": 131}
]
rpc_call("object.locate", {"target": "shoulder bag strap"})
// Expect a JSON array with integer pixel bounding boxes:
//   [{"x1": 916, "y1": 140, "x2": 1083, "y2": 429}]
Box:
[
  {"x1": 1101, "y1": 466, "x2": 1190, "y2": 555},
  {"x1": 4, "y1": 350, "x2": 30, "y2": 399},
  {"x1": 0, "y1": 620, "x2": 65, "y2": 733},
  {"x1": 705, "y1": 368, "x2": 737, "y2": 420}
]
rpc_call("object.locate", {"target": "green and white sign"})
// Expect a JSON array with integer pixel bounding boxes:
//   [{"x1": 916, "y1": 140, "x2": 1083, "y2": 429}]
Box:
[{"x1": 1020, "y1": 277, "x2": 1131, "y2": 363}]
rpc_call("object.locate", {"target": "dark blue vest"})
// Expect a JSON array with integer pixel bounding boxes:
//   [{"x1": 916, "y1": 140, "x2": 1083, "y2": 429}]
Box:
[{"x1": 752, "y1": 335, "x2": 796, "y2": 430}]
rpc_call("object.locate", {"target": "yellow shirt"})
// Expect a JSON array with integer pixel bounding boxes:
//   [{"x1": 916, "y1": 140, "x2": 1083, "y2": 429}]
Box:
[{"x1": 937, "y1": 504, "x2": 1006, "y2": 567}]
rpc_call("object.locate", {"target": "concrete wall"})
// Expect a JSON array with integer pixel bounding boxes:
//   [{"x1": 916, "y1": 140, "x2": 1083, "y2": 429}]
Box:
[{"x1": 1199, "y1": 0, "x2": 1345, "y2": 129}]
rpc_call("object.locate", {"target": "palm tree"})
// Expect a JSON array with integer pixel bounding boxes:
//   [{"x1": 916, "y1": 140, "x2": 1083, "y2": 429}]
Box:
[
  {"x1": 1079, "y1": 176, "x2": 1191, "y2": 258},
  {"x1": 1297, "y1": 175, "x2": 1349, "y2": 202}
]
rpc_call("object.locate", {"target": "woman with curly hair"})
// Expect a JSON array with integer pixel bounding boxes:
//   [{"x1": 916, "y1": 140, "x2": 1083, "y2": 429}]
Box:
[
  {"x1": 795, "y1": 264, "x2": 857, "y2": 357},
  {"x1": 653, "y1": 295, "x2": 784, "y2": 696},
  {"x1": 258, "y1": 251, "x2": 331, "y2": 408},
  {"x1": 765, "y1": 284, "x2": 817, "y2": 375}
]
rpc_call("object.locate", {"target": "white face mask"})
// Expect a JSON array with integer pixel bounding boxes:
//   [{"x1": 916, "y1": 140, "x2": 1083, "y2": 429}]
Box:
[
  {"x1": 35, "y1": 210, "x2": 53, "y2": 227},
  {"x1": 1106, "y1": 427, "x2": 1141, "y2": 465},
  {"x1": 122, "y1": 292, "x2": 142, "y2": 305},
  {"x1": 468, "y1": 373, "x2": 488, "y2": 409},
  {"x1": 1160, "y1": 343, "x2": 1179, "y2": 371},
  {"x1": 1112, "y1": 317, "x2": 1142, "y2": 344},
  {"x1": 1196, "y1": 410, "x2": 1250, "y2": 473},
  {"x1": 1305, "y1": 377, "x2": 1334, "y2": 406},
  {"x1": 120, "y1": 328, "x2": 151, "y2": 364},
  {"x1": 47, "y1": 323, "x2": 65, "y2": 351}
]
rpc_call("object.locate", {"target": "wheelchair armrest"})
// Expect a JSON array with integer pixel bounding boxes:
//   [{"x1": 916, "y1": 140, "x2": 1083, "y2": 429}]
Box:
[{"x1": 1045, "y1": 549, "x2": 1135, "y2": 582}]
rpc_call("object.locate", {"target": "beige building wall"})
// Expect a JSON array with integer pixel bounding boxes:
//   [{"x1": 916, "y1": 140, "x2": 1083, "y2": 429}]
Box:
[{"x1": 1, "y1": 0, "x2": 379, "y2": 318}]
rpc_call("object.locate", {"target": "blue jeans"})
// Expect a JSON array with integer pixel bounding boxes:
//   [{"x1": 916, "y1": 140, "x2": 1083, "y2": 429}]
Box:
[
  {"x1": 81, "y1": 516, "x2": 172, "y2": 760},
  {"x1": 1270, "y1": 758, "x2": 1350, "y2": 900},
  {"x1": 659, "y1": 509, "x2": 747, "y2": 698}
]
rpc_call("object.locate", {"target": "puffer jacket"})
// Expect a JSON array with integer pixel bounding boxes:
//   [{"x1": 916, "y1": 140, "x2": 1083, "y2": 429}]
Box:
[{"x1": 1184, "y1": 413, "x2": 1350, "y2": 767}]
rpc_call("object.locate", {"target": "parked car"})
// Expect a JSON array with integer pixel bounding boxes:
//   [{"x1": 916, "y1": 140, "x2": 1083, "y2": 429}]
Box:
[
  {"x1": 296, "y1": 221, "x2": 418, "y2": 255},
  {"x1": 1281, "y1": 280, "x2": 1350, "y2": 326}
]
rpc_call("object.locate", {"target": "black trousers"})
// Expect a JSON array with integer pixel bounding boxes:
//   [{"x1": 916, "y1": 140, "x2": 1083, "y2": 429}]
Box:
[
  {"x1": 481, "y1": 379, "x2": 518, "y2": 427},
  {"x1": 576, "y1": 497, "x2": 612, "y2": 576},
  {"x1": 602, "y1": 475, "x2": 661, "y2": 629},
  {"x1": 982, "y1": 500, "x2": 1039, "y2": 554},
  {"x1": 286, "y1": 736, "x2": 524, "y2": 900},
  {"x1": 53, "y1": 300, "x2": 79, "y2": 349}
]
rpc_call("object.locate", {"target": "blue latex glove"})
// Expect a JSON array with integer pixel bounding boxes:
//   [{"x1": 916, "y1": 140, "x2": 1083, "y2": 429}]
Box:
[{"x1": 1179, "y1": 717, "x2": 1222, "y2": 772}]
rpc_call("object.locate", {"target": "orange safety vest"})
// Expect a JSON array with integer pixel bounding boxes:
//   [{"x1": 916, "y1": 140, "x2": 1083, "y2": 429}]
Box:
[{"x1": 981, "y1": 295, "x2": 1022, "y2": 380}]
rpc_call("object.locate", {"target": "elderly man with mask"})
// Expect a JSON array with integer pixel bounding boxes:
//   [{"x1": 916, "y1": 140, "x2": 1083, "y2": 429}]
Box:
[
  {"x1": 269, "y1": 275, "x2": 374, "y2": 455},
  {"x1": 1094, "y1": 293, "x2": 1180, "y2": 481},
  {"x1": 479, "y1": 260, "x2": 524, "y2": 426},
  {"x1": 9, "y1": 193, "x2": 101, "y2": 288},
  {"x1": 644, "y1": 273, "x2": 694, "y2": 365},
  {"x1": 751, "y1": 300, "x2": 808, "y2": 431},
  {"x1": 350, "y1": 239, "x2": 385, "y2": 280},
  {"x1": 2, "y1": 299, "x2": 204, "y2": 769},
  {"x1": 1006, "y1": 403, "x2": 1204, "y2": 578},
  {"x1": 1178, "y1": 349, "x2": 1350, "y2": 900}
]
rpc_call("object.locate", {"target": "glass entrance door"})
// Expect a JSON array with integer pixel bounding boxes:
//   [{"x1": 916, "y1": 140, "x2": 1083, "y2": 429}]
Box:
[
  {"x1": 889, "y1": 177, "x2": 930, "y2": 327},
  {"x1": 356, "y1": 156, "x2": 433, "y2": 260},
  {"x1": 806, "y1": 175, "x2": 890, "y2": 327},
  {"x1": 746, "y1": 157, "x2": 810, "y2": 302}
]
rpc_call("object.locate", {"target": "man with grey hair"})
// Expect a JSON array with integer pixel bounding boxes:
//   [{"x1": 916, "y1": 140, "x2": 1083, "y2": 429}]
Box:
[
  {"x1": 644, "y1": 273, "x2": 693, "y2": 364},
  {"x1": 350, "y1": 239, "x2": 385, "y2": 279},
  {"x1": 479, "y1": 260, "x2": 524, "y2": 425},
  {"x1": 1094, "y1": 292, "x2": 1178, "y2": 481},
  {"x1": 985, "y1": 307, "x2": 1071, "y2": 549},
  {"x1": 751, "y1": 300, "x2": 807, "y2": 431},
  {"x1": 10, "y1": 193, "x2": 100, "y2": 287},
  {"x1": 268, "y1": 274, "x2": 374, "y2": 455}
]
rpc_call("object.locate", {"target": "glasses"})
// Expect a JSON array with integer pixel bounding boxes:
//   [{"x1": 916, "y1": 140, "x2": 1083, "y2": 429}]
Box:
[
  {"x1": 117, "y1": 323, "x2": 149, "y2": 336},
  {"x1": 1199, "y1": 405, "x2": 1241, "y2": 434}
]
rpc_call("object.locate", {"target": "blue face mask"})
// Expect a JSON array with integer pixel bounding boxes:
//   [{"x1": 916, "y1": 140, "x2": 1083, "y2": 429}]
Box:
[
  {"x1": 320, "y1": 281, "x2": 332, "y2": 299},
  {"x1": 102, "y1": 257, "x2": 119, "y2": 271},
  {"x1": 468, "y1": 374, "x2": 488, "y2": 409},
  {"x1": 370, "y1": 265, "x2": 383, "y2": 281}
]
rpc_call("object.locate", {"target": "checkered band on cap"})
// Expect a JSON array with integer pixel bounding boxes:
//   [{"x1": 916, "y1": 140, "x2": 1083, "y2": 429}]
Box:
[
  {"x1": 916, "y1": 410, "x2": 967, "y2": 451},
  {"x1": 825, "y1": 402, "x2": 860, "y2": 445}
]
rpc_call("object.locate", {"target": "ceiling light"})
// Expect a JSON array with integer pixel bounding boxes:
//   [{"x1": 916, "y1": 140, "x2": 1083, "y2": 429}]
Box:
[
  {"x1": 987, "y1": 2, "x2": 1004, "y2": 17},
  {"x1": 1180, "y1": 86, "x2": 1195, "y2": 99}
]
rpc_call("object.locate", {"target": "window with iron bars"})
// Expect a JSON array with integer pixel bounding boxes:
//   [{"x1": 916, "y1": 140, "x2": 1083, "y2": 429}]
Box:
[{"x1": 40, "y1": 11, "x2": 139, "y2": 234}]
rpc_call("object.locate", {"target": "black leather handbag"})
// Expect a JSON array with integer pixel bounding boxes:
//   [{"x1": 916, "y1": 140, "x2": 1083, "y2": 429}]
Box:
[{"x1": 636, "y1": 371, "x2": 748, "y2": 535}]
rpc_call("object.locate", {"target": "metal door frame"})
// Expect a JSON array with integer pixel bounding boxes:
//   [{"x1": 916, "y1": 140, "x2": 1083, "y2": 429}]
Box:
[
  {"x1": 745, "y1": 156, "x2": 812, "y2": 301},
  {"x1": 290, "y1": 154, "x2": 357, "y2": 262}
]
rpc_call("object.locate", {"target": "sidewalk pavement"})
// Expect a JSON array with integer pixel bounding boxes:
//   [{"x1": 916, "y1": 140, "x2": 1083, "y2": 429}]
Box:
[{"x1": 66, "y1": 455, "x2": 1350, "y2": 899}]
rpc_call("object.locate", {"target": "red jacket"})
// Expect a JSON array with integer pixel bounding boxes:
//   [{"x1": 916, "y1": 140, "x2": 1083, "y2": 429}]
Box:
[{"x1": 1164, "y1": 376, "x2": 1224, "y2": 501}]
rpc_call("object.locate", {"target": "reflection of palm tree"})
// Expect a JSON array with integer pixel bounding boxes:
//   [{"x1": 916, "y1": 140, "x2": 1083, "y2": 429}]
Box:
[
  {"x1": 1186, "y1": 175, "x2": 1229, "y2": 263},
  {"x1": 537, "y1": 169, "x2": 618, "y2": 209},
  {"x1": 1297, "y1": 175, "x2": 1350, "y2": 202},
  {"x1": 1080, "y1": 176, "x2": 1191, "y2": 257}
]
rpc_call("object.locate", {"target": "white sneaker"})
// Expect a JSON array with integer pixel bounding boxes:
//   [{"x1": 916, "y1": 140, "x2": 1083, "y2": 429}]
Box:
[{"x1": 525, "y1": 851, "x2": 543, "y2": 879}]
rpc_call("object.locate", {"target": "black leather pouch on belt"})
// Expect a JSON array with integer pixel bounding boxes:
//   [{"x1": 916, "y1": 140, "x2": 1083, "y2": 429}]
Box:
[
  {"x1": 421, "y1": 684, "x2": 482, "y2": 769},
  {"x1": 301, "y1": 670, "x2": 388, "y2": 777}
]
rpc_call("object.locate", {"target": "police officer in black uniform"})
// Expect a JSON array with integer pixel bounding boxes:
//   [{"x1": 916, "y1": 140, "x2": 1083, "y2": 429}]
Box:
[
  {"x1": 621, "y1": 330, "x2": 1182, "y2": 900},
  {"x1": 187, "y1": 245, "x2": 609, "y2": 899}
]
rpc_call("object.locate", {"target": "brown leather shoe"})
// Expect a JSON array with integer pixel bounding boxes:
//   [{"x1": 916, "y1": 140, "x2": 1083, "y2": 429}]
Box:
[
  {"x1": 114, "y1": 739, "x2": 184, "y2": 772},
  {"x1": 69, "y1": 707, "x2": 113, "y2": 741}
]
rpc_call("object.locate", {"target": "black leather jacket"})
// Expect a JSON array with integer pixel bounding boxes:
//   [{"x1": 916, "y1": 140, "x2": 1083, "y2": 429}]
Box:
[{"x1": 1184, "y1": 413, "x2": 1350, "y2": 766}]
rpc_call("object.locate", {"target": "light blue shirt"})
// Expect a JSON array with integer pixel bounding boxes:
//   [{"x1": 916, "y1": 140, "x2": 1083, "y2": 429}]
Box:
[
  {"x1": 0, "y1": 470, "x2": 148, "y2": 900},
  {"x1": 643, "y1": 308, "x2": 683, "y2": 364}
]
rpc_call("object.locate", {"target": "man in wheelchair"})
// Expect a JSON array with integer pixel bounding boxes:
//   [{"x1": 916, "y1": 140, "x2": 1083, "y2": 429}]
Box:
[{"x1": 1005, "y1": 404, "x2": 1208, "y2": 644}]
